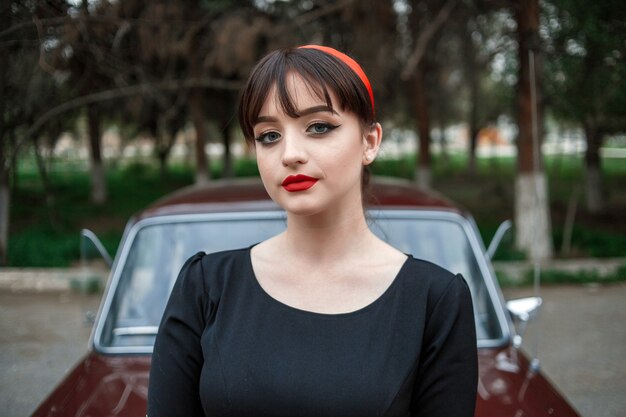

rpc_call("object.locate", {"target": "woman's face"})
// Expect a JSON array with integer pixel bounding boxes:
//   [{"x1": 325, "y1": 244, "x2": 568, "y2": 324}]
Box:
[{"x1": 252, "y1": 73, "x2": 380, "y2": 217}]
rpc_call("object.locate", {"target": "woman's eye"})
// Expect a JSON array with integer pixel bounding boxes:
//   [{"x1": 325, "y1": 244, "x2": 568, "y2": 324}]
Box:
[
  {"x1": 307, "y1": 123, "x2": 338, "y2": 135},
  {"x1": 255, "y1": 131, "x2": 281, "y2": 144}
]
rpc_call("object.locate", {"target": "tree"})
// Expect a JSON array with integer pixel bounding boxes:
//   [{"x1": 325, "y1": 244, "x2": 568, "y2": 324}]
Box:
[
  {"x1": 0, "y1": 41, "x2": 10, "y2": 265},
  {"x1": 0, "y1": 0, "x2": 72, "y2": 264},
  {"x1": 41, "y1": 0, "x2": 116, "y2": 204},
  {"x1": 460, "y1": 8, "x2": 517, "y2": 174},
  {"x1": 543, "y1": 0, "x2": 626, "y2": 213},
  {"x1": 402, "y1": 0, "x2": 459, "y2": 190},
  {"x1": 125, "y1": 2, "x2": 270, "y2": 183},
  {"x1": 0, "y1": 0, "x2": 12, "y2": 266},
  {"x1": 513, "y1": 0, "x2": 553, "y2": 260}
]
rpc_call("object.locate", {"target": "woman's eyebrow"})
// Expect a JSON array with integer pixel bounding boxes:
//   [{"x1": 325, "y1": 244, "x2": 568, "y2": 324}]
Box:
[
  {"x1": 297, "y1": 105, "x2": 339, "y2": 116},
  {"x1": 255, "y1": 115, "x2": 278, "y2": 124},
  {"x1": 254, "y1": 105, "x2": 339, "y2": 125}
]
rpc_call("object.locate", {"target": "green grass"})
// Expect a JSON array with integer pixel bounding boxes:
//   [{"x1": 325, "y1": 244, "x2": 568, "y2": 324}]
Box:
[
  {"x1": 7, "y1": 151, "x2": 626, "y2": 267},
  {"x1": 9, "y1": 156, "x2": 264, "y2": 267},
  {"x1": 10, "y1": 160, "x2": 193, "y2": 266}
]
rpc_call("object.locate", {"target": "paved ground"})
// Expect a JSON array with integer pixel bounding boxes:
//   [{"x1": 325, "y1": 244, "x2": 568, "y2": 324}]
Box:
[
  {"x1": 503, "y1": 284, "x2": 626, "y2": 417},
  {"x1": 0, "y1": 291, "x2": 100, "y2": 417},
  {"x1": 1, "y1": 283, "x2": 625, "y2": 417}
]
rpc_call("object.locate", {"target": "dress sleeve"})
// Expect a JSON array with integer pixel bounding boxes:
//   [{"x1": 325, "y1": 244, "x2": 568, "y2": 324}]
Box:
[
  {"x1": 147, "y1": 252, "x2": 208, "y2": 417},
  {"x1": 410, "y1": 274, "x2": 478, "y2": 417}
]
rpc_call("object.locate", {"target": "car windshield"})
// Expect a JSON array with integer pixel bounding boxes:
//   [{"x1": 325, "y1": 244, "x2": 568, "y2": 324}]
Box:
[{"x1": 98, "y1": 212, "x2": 503, "y2": 351}]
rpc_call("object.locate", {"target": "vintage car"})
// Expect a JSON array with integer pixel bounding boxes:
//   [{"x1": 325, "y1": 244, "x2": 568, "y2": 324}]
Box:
[{"x1": 30, "y1": 177, "x2": 580, "y2": 416}]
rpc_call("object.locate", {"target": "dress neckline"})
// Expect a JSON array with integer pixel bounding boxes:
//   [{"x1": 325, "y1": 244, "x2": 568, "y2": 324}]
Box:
[{"x1": 245, "y1": 246, "x2": 412, "y2": 319}]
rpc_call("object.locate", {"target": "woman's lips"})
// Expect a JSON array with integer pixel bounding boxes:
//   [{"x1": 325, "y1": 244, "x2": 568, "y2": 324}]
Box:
[{"x1": 281, "y1": 174, "x2": 318, "y2": 192}]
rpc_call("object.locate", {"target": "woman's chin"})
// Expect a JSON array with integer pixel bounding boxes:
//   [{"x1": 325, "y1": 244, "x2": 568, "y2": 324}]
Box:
[{"x1": 280, "y1": 201, "x2": 325, "y2": 217}]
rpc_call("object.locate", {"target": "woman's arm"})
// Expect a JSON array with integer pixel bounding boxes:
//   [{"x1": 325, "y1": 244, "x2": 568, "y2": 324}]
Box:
[
  {"x1": 411, "y1": 274, "x2": 478, "y2": 417},
  {"x1": 148, "y1": 252, "x2": 208, "y2": 417}
]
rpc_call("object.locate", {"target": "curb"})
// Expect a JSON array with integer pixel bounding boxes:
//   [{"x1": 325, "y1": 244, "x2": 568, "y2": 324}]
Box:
[
  {"x1": 492, "y1": 258, "x2": 626, "y2": 283},
  {"x1": 0, "y1": 268, "x2": 108, "y2": 293},
  {"x1": 1, "y1": 258, "x2": 624, "y2": 292}
]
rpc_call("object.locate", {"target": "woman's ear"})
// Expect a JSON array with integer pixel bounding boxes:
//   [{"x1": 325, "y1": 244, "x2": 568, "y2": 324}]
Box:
[{"x1": 362, "y1": 122, "x2": 382, "y2": 165}]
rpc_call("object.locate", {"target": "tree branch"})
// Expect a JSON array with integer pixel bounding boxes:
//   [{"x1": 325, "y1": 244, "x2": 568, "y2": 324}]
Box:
[
  {"x1": 279, "y1": 0, "x2": 358, "y2": 34},
  {"x1": 16, "y1": 77, "x2": 243, "y2": 153},
  {"x1": 0, "y1": 16, "x2": 66, "y2": 39},
  {"x1": 401, "y1": 0, "x2": 459, "y2": 81},
  {"x1": 32, "y1": 16, "x2": 58, "y2": 76}
]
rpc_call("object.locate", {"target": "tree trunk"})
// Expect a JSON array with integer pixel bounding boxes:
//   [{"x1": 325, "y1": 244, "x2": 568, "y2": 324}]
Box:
[
  {"x1": 467, "y1": 74, "x2": 479, "y2": 175},
  {"x1": 413, "y1": 65, "x2": 432, "y2": 190},
  {"x1": 87, "y1": 104, "x2": 106, "y2": 204},
  {"x1": 0, "y1": 15, "x2": 10, "y2": 265},
  {"x1": 583, "y1": 125, "x2": 604, "y2": 213},
  {"x1": 189, "y1": 92, "x2": 209, "y2": 185},
  {"x1": 156, "y1": 121, "x2": 177, "y2": 179},
  {"x1": 438, "y1": 119, "x2": 449, "y2": 165},
  {"x1": 33, "y1": 137, "x2": 58, "y2": 226},
  {"x1": 464, "y1": 33, "x2": 479, "y2": 176},
  {"x1": 514, "y1": 0, "x2": 553, "y2": 261},
  {"x1": 157, "y1": 149, "x2": 168, "y2": 178},
  {"x1": 221, "y1": 122, "x2": 233, "y2": 178},
  {"x1": 0, "y1": 146, "x2": 9, "y2": 265},
  {"x1": 515, "y1": 172, "x2": 553, "y2": 260}
]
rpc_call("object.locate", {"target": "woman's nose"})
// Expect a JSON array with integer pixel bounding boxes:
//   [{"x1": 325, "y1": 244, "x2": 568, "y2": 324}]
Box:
[{"x1": 281, "y1": 134, "x2": 308, "y2": 167}]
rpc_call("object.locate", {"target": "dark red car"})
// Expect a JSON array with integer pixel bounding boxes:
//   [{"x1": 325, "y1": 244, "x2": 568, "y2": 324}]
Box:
[{"x1": 31, "y1": 177, "x2": 580, "y2": 416}]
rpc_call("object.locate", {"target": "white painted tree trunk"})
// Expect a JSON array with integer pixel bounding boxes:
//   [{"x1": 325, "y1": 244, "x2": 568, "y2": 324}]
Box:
[
  {"x1": 585, "y1": 165, "x2": 604, "y2": 213},
  {"x1": 195, "y1": 168, "x2": 210, "y2": 185},
  {"x1": 0, "y1": 183, "x2": 8, "y2": 265},
  {"x1": 515, "y1": 171, "x2": 553, "y2": 261},
  {"x1": 415, "y1": 166, "x2": 432, "y2": 191},
  {"x1": 90, "y1": 161, "x2": 107, "y2": 204}
]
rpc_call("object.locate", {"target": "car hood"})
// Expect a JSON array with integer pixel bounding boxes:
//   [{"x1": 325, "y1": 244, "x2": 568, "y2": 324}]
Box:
[
  {"x1": 31, "y1": 348, "x2": 579, "y2": 417},
  {"x1": 476, "y1": 348, "x2": 580, "y2": 416},
  {"x1": 30, "y1": 352, "x2": 150, "y2": 417}
]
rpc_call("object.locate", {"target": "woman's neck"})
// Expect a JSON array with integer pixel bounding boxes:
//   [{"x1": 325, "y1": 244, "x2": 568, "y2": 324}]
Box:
[{"x1": 280, "y1": 206, "x2": 374, "y2": 265}]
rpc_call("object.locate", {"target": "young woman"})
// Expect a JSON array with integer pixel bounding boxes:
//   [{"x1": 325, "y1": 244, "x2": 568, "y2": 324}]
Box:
[{"x1": 148, "y1": 45, "x2": 477, "y2": 417}]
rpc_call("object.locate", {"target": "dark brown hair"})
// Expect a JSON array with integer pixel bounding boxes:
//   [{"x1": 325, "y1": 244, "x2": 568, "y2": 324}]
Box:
[{"x1": 238, "y1": 47, "x2": 375, "y2": 143}]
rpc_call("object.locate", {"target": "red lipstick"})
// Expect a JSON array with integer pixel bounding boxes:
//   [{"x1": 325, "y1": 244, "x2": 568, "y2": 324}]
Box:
[{"x1": 281, "y1": 174, "x2": 318, "y2": 192}]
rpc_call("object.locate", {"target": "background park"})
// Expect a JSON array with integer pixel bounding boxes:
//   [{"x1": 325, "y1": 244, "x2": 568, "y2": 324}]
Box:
[
  {"x1": 1, "y1": 0, "x2": 625, "y2": 282},
  {"x1": 1, "y1": 2, "x2": 626, "y2": 417}
]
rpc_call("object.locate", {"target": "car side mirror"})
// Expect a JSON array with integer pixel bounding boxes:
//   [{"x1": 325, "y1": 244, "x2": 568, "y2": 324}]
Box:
[
  {"x1": 506, "y1": 296, "x2": 542, "y2": 348},
  {"x1": 486, "y1": 219, "x2": 512, "y2": 260}
]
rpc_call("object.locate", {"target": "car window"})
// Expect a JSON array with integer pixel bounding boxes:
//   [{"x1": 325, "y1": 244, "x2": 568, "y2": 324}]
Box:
[
  {"x1": 369, "y1": 215, "x2": 503, "y2": 341},
  {"x1": 99, "y1": 213, "x2": 502, "y2": 350},
  {"x1": 100, "y1": 217, "x2": 286, "y2": 348}
]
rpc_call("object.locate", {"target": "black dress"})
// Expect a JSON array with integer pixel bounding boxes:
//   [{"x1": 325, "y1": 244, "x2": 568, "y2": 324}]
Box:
[{"x1": 148, "y1": 247, "x2": 477, "y2": 417}]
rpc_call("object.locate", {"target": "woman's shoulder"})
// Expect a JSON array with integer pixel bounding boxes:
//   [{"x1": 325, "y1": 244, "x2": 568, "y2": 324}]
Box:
[
  {"x1": 400, "y1": 256, "x2": 470, "y2": 305},
  {"x1": 201, "y1": 246, "x2": 251, "y2": 265},
  {"x1": 402, "y1": 255, "x2": 460, "y2": 282},
  {"x1": 177, "y1": 246, "x2": 252, "y2": 298}
]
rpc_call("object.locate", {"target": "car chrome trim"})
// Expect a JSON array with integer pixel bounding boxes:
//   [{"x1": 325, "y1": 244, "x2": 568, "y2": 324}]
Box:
[
  {"x1": 462, "y1": 215, "x2": 514, "y2": 348},
  {"x1": 113, "y1": 326, "x2": 159, "y2": 336},
  {"x1": 486, "y1": 219, "x2": 513, "y2": 260},
  {"x1": 92, "y1": 209, "x2": 509, "y2": 354},
  {"x1": 81, "y1": 228, "x2": 114, "y2": 267}
]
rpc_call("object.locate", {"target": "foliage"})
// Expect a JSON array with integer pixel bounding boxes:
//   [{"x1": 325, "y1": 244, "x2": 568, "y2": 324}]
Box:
[
  {"x1": 9, "y1": 152, "x2": 626, "y2": 267},
  {"x1": 553, "y1": 227, "x2": 626, "y2": 258},
  {"x1": 542, "y1": 0, "x2": 625, "y2": 213},
  {"x1": 543, "y1": 0, "x2": 626, "y2": 132},
  {"x1": 3, "y1": 0, "x2": 626, "y2": 266}
]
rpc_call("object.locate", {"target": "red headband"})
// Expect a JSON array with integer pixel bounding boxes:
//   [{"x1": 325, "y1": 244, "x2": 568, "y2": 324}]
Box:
[{"x1": 298, "y1": 45, "x2": 375, "y2": 117}]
